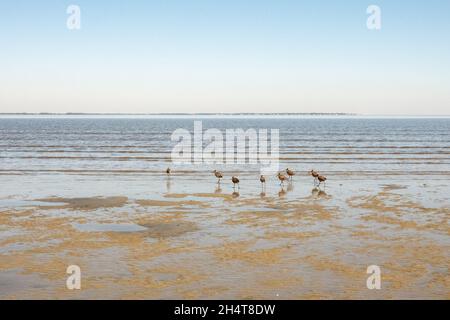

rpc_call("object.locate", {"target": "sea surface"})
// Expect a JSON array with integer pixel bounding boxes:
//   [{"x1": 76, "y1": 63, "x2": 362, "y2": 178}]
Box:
[{"x1": 1, "y1": 116, "x2": 449, "y2": 176}]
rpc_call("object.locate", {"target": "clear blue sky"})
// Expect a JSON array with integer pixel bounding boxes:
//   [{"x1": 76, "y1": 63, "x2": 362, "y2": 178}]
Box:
[{"x1": 1, "y1": 0, "x2": 449, "y2": 114}]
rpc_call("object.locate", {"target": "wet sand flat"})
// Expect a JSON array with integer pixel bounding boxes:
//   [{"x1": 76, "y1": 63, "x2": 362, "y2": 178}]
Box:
[{"x1": 0, "y1": 174, "x2": 448, "y2": 299}]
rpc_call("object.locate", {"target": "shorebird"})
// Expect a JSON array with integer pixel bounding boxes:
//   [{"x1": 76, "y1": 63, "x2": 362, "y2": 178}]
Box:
[
  {"x1": 310, "y1": 170, "x2": 319, "y2": 185},
  {"x1": 317, "y1": 174, "x2": 327, "y2": 188},
  {"x1": 213, "y1": 170, "x2": 223, "y2": 183},
  {"x1": 277, "y1": 172, "x2": 288, "y2": 186},
  {"x1": 286, "y1": 168, "x2": 295, "y2": 180},
  {"x1": 260, "y1": 175, "x2": 266, "y2": 186},
  {"x1": 231, "y1": 176, "x2": 240, "y2": 189},
  {"x1": 166, "y1": 167, "x2": 171, "y2": 175}
]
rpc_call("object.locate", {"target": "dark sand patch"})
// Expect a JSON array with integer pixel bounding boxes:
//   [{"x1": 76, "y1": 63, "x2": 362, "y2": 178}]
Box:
[
  {"x1": 35, "y1": 196, "x2": 128, "y2": 210},
  {"x1": 138, "y1": 221, "x2": 199, "y2": 238}
]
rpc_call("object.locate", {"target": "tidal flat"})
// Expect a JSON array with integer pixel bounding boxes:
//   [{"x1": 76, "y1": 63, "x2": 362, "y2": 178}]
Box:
[{"x1": 0, "y1": 173, "x2": 448, "y2": 299}]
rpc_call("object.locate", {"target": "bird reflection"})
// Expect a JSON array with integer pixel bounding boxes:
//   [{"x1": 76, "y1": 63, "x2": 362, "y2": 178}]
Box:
[
  {"x1": 287, "y1": 181, "x2": 294, "y2": 192},
  {"x1": 214, "y1": 184, "x2": 222, "y2": 194},
  {"x1": 311, "y1": 187, "x2": 328, "y2": 198},
  {"x1": 232, "y1": 191, "x2": 240, "y2": 198},
  {"x1": 278, "y1": 187, "x2": 286, "y2": 197},
  {"x1": 260, "y1": 191, "x2": 266, "y2": 198},
  {"x1": 166, "y1": 176, "x2": 171, "y2": 193}
]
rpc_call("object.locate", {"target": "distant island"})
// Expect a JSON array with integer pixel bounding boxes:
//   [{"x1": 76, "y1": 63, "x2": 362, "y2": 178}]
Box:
[{"x1": 0, "y1": 112, "x2": 357, "y2": 116}]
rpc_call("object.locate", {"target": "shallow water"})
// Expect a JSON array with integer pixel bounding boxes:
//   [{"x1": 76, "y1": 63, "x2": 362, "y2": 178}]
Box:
[
  {"x1": 1, "y1": 117, "x2": 449, "y2": 175},
  {"x1": 0, "y1": 116, "x2": 449, "y2": 299}
]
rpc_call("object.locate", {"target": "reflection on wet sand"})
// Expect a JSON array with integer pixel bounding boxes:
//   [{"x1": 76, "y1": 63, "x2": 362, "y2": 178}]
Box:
[
  {"x1": 214, "y1": 184, "x2": 222, "y2": 194},
  {"x1": 287, "y1": 182, "x2": 294, "y2": 192},
  {"x1": 165, "y1": 176, "x2": 171, "y2": 193},
  {"x1": 278, "y1": 187, "x2": 286, "y2": 197},
  {"x1": 311, "y1": 187, "x2": 329, "y2": 198}
]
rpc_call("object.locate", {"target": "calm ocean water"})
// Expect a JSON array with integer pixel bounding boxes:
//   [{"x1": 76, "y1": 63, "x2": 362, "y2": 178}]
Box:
[{"x1": 0, "y1": 116, "x2": 449, "y2": 176}]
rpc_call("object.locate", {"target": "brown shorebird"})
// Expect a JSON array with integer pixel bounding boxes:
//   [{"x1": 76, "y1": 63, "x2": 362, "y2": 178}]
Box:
[
  {"x1": 166, "y1": 167, "x2": 171, "y2": 175},
  {"x1": 277, "y1": 172, "x2": 288, "y2": 186},
  {"x1": 213, "y1": 170, "x2": 223, "y2": 183},
  {"x1": 310, "y1": 170, "x2": 319, "y2": 184},
  {"x1": 260, "y1": 175, "x2": 266, "y2": 185},
  {"x1": 286, "y1": 168, "x2": 295, "y2": 180},
  {"x1": 231, "y1": 176, "x2": 240, "y2": 189},
  {"x1": 317, "y1": 175, "x2": 327, "y2": 187}
]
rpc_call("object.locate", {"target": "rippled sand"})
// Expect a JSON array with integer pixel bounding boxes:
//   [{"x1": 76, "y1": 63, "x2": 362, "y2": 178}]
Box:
[{"x1": 0, "y1": 174, "x2": 448, "y2": 299}]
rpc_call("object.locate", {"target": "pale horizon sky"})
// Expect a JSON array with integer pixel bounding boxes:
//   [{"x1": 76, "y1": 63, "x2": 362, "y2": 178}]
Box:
[{"x1": 1, "y1": 1, "x2": 449, "y2": 115}]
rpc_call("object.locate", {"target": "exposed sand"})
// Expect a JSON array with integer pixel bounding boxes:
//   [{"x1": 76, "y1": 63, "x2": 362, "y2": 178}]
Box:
[
  {"x1": 136, "y1": 199, "x2": 207, "y2": 207},
  {"x1": 0, "y1": 179, "x2": 449, "y2": 299}
]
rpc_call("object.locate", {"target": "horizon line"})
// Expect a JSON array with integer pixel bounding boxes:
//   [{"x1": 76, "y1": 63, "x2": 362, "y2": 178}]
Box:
[
  {"x1": 0, "y1": 112, "x2": 357, "y2": 115},
  {"x1": 1, "y1": 112, "x2": 450, "y2": 117}
]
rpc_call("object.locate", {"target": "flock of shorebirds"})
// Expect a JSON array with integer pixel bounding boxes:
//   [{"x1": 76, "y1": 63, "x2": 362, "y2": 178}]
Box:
[{"x1": 165, "y1": 167, "x2": 327, "y2": 190}]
